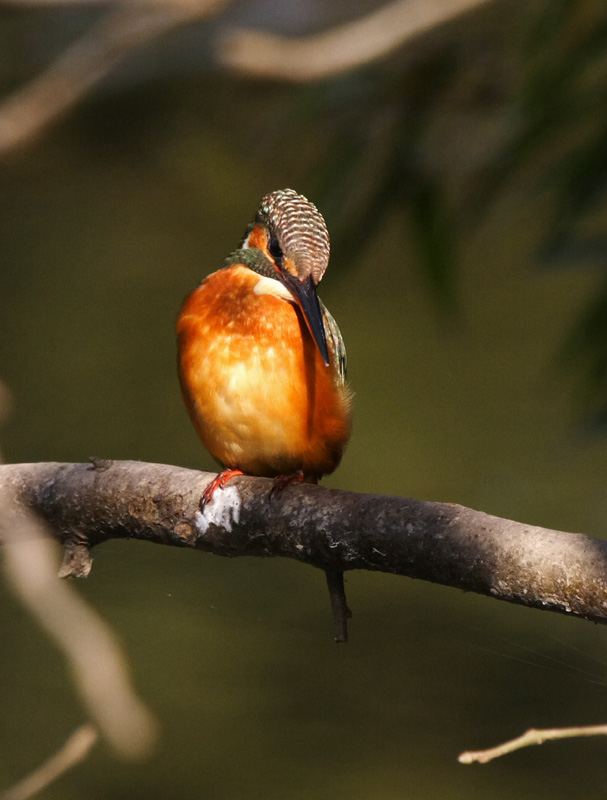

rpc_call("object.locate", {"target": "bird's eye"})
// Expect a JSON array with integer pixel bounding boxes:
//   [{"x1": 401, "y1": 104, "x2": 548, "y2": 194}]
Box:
[{"x1": 268, "y1": 238, "x2": 283, "y2": 261}]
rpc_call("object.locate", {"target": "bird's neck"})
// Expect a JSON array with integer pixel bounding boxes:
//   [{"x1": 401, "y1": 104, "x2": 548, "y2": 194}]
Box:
[{"x1": 224, "y1": 247, "x2": 275, "y2": 278}]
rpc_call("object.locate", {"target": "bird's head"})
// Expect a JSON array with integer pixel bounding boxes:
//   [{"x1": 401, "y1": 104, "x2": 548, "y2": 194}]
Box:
[{"x1": 236, "y1": 188, "x2": 331, "y2": 366}]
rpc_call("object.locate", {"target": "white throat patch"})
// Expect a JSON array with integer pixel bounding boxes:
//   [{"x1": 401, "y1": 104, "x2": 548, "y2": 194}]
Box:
[{"x1": 253, "y1": 274, "x2": 295, "y2": 303}]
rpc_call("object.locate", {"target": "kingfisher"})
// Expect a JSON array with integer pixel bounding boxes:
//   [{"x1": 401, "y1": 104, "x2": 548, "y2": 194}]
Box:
[
  {"x1": 177, "y1": 188, "x2": 352, "y2": 502},
  {"x1": 176, "y1": 189, "x2": 353, "y2": 639}
]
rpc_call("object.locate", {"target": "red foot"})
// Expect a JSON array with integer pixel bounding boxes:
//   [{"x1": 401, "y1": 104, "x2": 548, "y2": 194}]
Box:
[
  {"x1": 201, "y1": 468, "x2": 244, "y2": 509},
  {"x1": 269, "y1": 470, "x2": 305, "y2": 499}
]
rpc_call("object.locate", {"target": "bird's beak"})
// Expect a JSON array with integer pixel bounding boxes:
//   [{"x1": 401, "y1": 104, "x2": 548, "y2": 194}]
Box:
[{"x1": 279, "y1": 271, "x2": 330, "y2": 366}]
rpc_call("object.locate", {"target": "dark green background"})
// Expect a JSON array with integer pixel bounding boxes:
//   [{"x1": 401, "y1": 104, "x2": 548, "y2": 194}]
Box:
[{"x1": 2, "y1": 1, "x2": 607, "y2": 798}]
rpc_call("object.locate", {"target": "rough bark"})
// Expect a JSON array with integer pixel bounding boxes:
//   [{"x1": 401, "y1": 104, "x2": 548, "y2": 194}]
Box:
[{"x1": 1, "y1": 459, "x2": 606, "y2": 625}]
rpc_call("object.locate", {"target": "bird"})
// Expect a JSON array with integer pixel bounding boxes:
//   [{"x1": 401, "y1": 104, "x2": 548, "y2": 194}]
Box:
[
  {"x1": 177, "y1": 188, "x2": 352, "y2": 505},
  {"x1": 176, "y1": 189, "x2": 353, "y2": 640}
]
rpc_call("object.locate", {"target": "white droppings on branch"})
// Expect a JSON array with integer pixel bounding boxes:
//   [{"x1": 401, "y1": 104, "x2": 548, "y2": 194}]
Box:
[{"x1": 195, "y1": 483, "x2": 242, "y2": 534}]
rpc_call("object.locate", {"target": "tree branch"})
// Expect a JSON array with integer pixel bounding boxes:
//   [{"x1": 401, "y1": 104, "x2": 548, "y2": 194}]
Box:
[
  {"x1": 0, "y1": 0, "x2": 496, "y2": 155},
  {"x1": 0, "y1": 0, "x2": 231, "y2": 155},
  {"x1": 0, "y1": 724, "x2": 98, "y2": 800},
  {"x1": 218, "y1": 0, "x2": 495, "y2": 82},
  {"x1": 0, "y1": 487, "x2": 158, "y2": 757},
  {"x1": 459, "y1": 723, "x2": 607, "y2": 764},
  {"x1": 1, "y1": 460, "x2": 606, "y2": 627},
  {"x1": 325, "y1": 569, "x2": 352, "y2": 642}
]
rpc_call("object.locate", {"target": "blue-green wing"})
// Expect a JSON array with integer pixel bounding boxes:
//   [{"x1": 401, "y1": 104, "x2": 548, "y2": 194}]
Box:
[{"x1": 321, "y1": 301, "x2": 347, "y2": 383}]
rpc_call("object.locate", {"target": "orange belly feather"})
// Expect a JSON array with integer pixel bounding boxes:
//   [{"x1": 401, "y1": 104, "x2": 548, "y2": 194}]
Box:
[{"x1": 177, "y1": 265, "x2": 351, "y2": 479}]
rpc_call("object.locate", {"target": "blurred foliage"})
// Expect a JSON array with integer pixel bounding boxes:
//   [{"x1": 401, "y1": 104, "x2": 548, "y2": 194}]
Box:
[{"x1": 516, "y1": 1, "x2": 607, "y2": 425}]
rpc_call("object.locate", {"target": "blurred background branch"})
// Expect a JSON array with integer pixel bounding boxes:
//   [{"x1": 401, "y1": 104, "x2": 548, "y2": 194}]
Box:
[
  {"x1": 0, "y1": 0, "x2": 495, "y2": 154},
  {"x1": 0, "y1": 0, "x2": 231, "y2": 153},
  {"x1": 0, "y1": 379, "x2": 157, "y2": 796},
  {"x1": 0, "y1": 498, "x2": 159, "y2": 758},
  {"x1": 218, "y1": 0, "x2": 495, "y2": 80},
  {"x1": 0, "y1": 724, "x2": 98, "y2": 800}
]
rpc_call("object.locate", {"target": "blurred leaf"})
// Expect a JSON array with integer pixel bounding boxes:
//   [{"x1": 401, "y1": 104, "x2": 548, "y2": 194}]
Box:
[
  {"x1": 539, "y1": 120, "x2": 607, "y2": 261},
  {"x1": 473, "y1": 2, "x2": 607, "y2": 214},
  {"x1": 299, "y1": 55, "x2": 462, "y2": 310},
  {"x1": 559, "y1": 277, "x2": 607, "y2": 426},
  {"x1": 408, "y1": 175, "x2": 457, "y2": 313},
  {"x1": 465, "y1": 1, "x2": 607, "y2": 423}
]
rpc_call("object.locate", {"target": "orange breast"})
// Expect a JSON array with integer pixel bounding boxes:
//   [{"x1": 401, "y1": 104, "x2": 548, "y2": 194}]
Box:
[{"x1": 177, "y1": 265, "x2": 351, "y2": 478}]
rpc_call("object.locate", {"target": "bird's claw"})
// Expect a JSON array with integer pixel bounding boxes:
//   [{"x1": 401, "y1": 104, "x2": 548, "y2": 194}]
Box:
[
  {"x1": 200, "y1": 468, "x2": 244, "y2": 509},
  {"x1": 269, "y1": 470, "x2": 305, "y2": 499}
]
